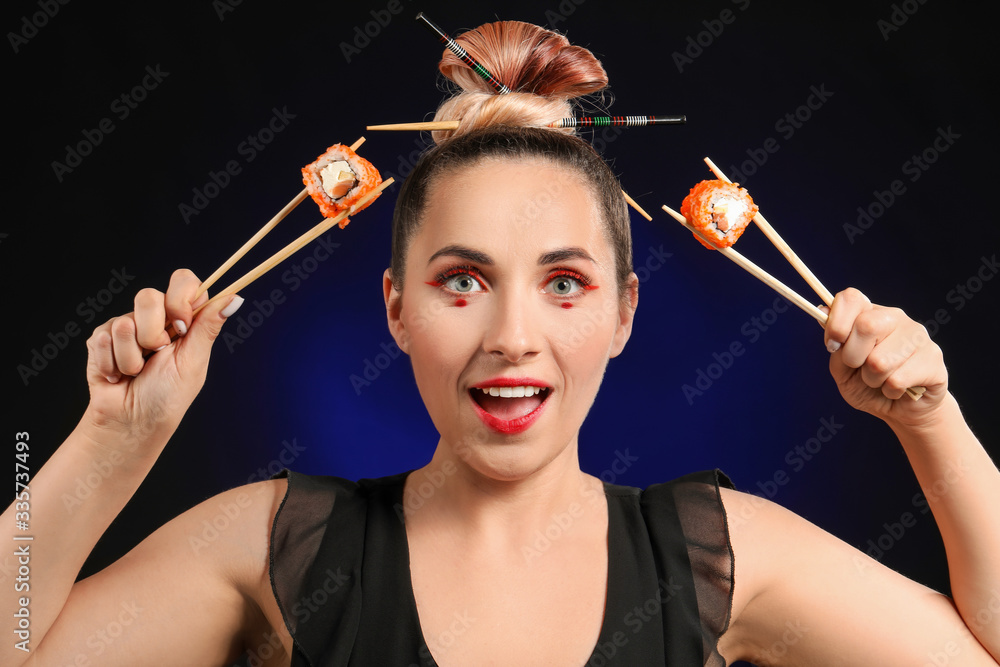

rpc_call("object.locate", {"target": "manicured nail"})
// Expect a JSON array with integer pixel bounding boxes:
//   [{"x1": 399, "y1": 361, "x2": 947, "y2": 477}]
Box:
[
  {"x1": 173, "y1": 319, "x2": 188, "y2": 336},
  {"x1": 826, "y1": 340, "x2": 841, "y2": 353},
  {"x1": 220, "y1": 295, "x2": 244, "y2": 319}
]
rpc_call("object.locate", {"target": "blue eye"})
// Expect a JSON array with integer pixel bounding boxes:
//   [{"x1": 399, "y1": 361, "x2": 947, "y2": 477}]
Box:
[{"x1": 444, "y1": 273, "x2": 484, "y2": 293}]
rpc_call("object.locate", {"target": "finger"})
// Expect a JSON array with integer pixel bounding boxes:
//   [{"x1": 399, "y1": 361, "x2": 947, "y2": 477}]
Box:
[
  {"x1": 824, "y1": 288, "x2": 871, "y2": 353},
  {"x1": 165, "y1": 269, "x2": 206, "y2": 337},
  {"x1": 858, "y1": 323, "x2": 919, "y2": 391},
  {"x1": 133, "y1": 288, "x2": 170, "y2": 350},
  {"x1": 174, "y1": 293, "x2": 244, "y2": 375},
  {"x1": 87, "y1": 319, "x2": 121, "y2": 383},
  {"x1": 839, "y1": 306, "x2": 900, "y2": 369},
  {"x1": 879, "y1": 330, "x2": 945, "y2": 399},
  {"x1": 110, "y1": 314, "x2": 145, "y2": 376}
]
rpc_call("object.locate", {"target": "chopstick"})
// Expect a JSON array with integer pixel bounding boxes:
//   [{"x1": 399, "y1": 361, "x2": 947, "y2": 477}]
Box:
[
  {"x1": 367, "y1": 117, "x2": 687, "y2": 132},
  {"x1": 703, "y1": 157, "x2": 835, "y2": 306},
  {"x1": 365, "y1": 121, "x2": 653, "y2": 221},
  {"x1": 662, "y1": 204, "x2": 827, "y2": 323},
  {"x1": 661, "y1": 203, "x2": 924, "y2": 401},
  {"x1": 195, "y1": 136, "x2": 367, "y2": 298},
  {"x1": 193, "y1": 177, "x2": 394, "y2": 316}
]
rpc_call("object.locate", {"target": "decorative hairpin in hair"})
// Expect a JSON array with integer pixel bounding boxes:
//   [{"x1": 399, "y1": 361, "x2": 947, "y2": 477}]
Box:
[
  {"x1": 416, "y1": 12, "x2": 512, "y2": 94},
  {"x1": 388, "y1": 14, "x2": 670, "y2": 222},
  {"x1": 549, "y1": 115, "x2": 686, "y2": 128},
  {"x1": 367, "y1": 116, "x2": 686, "y2": 132}
]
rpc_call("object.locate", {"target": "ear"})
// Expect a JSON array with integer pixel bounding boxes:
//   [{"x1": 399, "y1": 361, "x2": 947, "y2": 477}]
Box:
[
  {"x1": 383, "y1": 268, "x2": 411, "y2": 355},
  {"x1": 609, "y1": 272, "x2": 639, "y2": 359}
]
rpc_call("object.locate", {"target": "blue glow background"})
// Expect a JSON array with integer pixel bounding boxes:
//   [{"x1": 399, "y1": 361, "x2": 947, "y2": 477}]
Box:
[{"x1": 5, "y1": 0, "x2": 998, "y2": 661}]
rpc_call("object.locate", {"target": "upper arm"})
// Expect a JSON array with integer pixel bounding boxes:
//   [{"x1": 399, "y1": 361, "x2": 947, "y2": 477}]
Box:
[
  {"x1": 29, "y1": 478, "x2": 290, "y2": 667},
  {"x1": 716, "y1": 487, "x2": 997, "y2": 666}
]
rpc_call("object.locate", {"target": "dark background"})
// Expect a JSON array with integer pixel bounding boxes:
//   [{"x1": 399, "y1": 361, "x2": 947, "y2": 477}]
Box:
[{"x1": 4, "y1": 0, "x2": 997, "y2": 663}]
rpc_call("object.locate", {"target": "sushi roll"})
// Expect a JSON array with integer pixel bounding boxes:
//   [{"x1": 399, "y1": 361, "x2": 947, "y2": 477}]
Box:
[
  {"x1": 302, "y1": 144, "x2": 383, "y2": 227},
  {"x1": 680, "y1": 179, "x2": 758, "y2": 249}
]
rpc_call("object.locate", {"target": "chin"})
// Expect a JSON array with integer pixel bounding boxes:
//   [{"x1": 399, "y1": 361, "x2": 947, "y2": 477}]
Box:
[{"x1": 445, "y1": 422, "x2": 571, "y2": 484}]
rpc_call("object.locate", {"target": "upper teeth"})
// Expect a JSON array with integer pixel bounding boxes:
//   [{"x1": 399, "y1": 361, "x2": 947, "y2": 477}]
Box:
[{"x1": 480, "y1": 386, "x2": 544, "y2": 398}]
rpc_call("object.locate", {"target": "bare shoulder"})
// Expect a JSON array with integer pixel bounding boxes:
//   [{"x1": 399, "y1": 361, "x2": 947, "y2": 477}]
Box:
[
  {"x1": 715, "y1": 487, "x2": 996, "y2": 666},
  {"x1": 32, "y1": 477, "x2": 291, "y2": 666}
]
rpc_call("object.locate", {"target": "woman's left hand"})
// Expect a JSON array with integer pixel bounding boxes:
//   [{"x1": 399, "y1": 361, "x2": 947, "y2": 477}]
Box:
[{"x1": 824, "y1": 288, "x2": 949, "y2": 427}]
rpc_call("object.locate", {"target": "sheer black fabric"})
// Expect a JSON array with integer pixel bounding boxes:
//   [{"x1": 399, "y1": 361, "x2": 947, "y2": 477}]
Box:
[{"x1": 268, "y1": 469, "x2": 735, "y2": 666}]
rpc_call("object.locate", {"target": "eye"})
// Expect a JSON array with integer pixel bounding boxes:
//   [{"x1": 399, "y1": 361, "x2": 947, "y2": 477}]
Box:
[
  {"x1": 444, "y1": 272, "x2": 484, "y2": 293},
  {"x1": 543, "y1": 269, "x2": 591, "y2": 297}
]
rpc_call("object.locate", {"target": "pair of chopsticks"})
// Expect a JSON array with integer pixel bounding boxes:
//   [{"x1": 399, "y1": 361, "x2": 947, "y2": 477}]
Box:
[
  {"x1": 171, "y1": 137, "x2": 393, "y2": 329},
  {"x1": 662, "y1": 158, "x2": 925, "y2": 401}
]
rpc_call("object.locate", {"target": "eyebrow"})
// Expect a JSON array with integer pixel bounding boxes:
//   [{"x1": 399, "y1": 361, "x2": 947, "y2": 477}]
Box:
[{"x1": 427, "y1": 244, "x2": 598, "y2": 267}]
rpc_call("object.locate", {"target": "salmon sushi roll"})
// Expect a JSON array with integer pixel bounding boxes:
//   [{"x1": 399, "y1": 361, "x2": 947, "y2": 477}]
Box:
[
  {"x1": 680, "y1": 179, "x2": 758, "y2": 249},
  {"x1": 302, "y1": 144, "x2": 383, "y2": 227}
]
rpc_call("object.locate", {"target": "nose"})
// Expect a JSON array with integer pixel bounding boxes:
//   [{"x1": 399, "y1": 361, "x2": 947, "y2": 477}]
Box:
[{"x1": 482, "y1": 286, "x2": 542, "y2": 363}]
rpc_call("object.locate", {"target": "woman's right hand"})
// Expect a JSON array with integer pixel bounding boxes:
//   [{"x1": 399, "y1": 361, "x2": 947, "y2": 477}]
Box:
[{"x1": 82, "y1": 268, "x2": 242, "y2": 446}]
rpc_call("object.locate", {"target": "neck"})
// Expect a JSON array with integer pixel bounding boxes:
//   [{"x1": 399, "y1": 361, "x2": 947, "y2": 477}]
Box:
[{"x1": 404, "y1": 437, "x2": 605, "y2": 544}]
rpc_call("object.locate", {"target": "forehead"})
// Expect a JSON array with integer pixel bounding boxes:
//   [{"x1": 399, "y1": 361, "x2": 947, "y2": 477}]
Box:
[{"x1": 414, "y1": 158, "x2": 609, "y2": 261}]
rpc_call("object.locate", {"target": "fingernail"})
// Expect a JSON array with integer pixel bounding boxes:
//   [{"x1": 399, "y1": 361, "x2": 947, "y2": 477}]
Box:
[
  {"x1": 153, "y1": 344, "x2": 168, "y2": 352},
  {"x1": 173, "y1": 319, "x2": 188, "y2": 336},
  {"x1": 220, "y1": 295, "x2": 244, "y2": 319},
  {"x1": 106, "y1": 374, "x2": 120, "y2": 384},
  {"x1": 826, "y1": 340, "x2": 841, "y2": 353}
]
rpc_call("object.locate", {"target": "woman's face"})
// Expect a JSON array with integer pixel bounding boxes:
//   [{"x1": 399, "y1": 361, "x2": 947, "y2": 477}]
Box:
[{"x1": 384, "y1": 158, "x2": 638, "y2": 482}]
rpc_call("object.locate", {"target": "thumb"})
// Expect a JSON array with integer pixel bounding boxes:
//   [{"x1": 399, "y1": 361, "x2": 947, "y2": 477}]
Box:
[{"x1": 178, "y1": 294, "x2": 244, "y2": 368}]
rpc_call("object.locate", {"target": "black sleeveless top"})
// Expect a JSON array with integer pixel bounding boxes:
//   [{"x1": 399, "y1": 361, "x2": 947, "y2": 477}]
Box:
[{"x1": 267, "y1": 469, "x2": 735, "y2": 666}]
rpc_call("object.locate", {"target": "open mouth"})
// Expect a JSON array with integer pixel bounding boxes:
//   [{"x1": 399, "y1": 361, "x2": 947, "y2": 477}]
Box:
[{"x1": 468, "y1": 385, "x2": 552, "y2": 434}]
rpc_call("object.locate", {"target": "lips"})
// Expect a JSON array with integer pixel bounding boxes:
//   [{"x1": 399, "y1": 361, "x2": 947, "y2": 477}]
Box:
[{"x1": 469, "y1": 378, "x2": 552, "y2": 434}]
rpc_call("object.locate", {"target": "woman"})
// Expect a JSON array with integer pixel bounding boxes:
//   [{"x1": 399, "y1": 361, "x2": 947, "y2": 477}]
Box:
[{"x1": 5, "y1": 19, "x2": 998, "y2": 667}]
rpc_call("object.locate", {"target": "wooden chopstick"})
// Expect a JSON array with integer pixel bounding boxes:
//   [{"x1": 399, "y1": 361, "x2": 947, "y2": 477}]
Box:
[
  {"x1": 661, "y1": 203, "x2": 923, "y2": 401},
  {"x1": 703, "y1": 157, "x2": 835, "y2": 306},
  {"x1": 194, "y1": 177, "x2": 395, "y2": 315},
  {"x1": 368, "y1": 121, "x2": 460, "y2": 131},
  {"x1": 194, "y1": 136, "x2": 367, "y2": 298},
  {"x1": 662, "y1": 205, "x2": 827, "y2": 323}
]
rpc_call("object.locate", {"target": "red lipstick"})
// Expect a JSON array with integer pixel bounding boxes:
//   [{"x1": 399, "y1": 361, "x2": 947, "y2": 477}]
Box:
[{"x1": 469, "y1": 377, "x2": 551, "y2": 435}]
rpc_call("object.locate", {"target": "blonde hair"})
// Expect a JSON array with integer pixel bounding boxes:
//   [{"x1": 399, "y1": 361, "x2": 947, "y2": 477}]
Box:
[{"x1": 390, "y1": 21, "x2": 632, "y2": 299}]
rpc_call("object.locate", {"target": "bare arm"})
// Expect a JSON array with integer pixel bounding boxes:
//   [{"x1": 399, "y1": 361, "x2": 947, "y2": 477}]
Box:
[
  {"x1": 718, "y1": 288, "x2": 1000, "y2": 664},
  {"x1": 0, "y1": 270, "x2": 287, "y2": 666}
]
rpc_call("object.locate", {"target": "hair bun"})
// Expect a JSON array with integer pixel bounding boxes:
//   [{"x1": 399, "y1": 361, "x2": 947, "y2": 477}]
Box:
[
  {"x1": 439, "y1": 21, "x2": 608, "y2": 99},
  {"x1": 431, "y1": 21, "x2": 609, "y2": 143}
]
